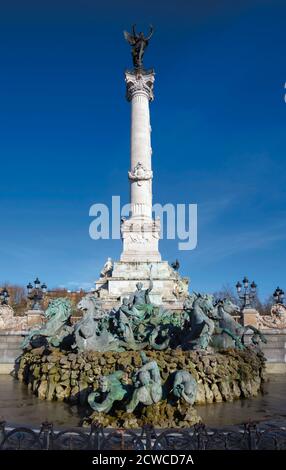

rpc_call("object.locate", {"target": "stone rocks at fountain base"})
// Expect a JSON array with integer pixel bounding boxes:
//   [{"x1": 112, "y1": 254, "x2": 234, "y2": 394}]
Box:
[
  {"x1": 84, "y1": 400, "x2": 201, "y2": 429},
  {"x1": 16, "y1": 348, "x2": 265, "y2": 428}
]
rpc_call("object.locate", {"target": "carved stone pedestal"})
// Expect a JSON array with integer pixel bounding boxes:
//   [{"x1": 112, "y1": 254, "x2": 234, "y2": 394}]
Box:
[
  {"x1": 241, "y1": 308, "x2": 259, "y2": 328},
  {"x1": 120, "y1": 218, "x2": 161, "y2": 262},
  {"x1": 26, "y1": 310, "x2": 45, "y2": 329},
  {"x1": 95, "y1": 260, "x2": 189, "y2": 310}
]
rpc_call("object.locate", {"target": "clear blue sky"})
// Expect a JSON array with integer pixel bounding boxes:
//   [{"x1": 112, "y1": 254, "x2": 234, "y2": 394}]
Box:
[{"x1": 0, "y1": 0, "x2": 285, "y2": 299}]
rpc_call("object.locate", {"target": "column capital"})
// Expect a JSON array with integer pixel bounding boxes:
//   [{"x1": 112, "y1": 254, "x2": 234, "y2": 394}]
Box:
[{"x1": 125, "y1": 70, "x2": 155, "y2": 102}]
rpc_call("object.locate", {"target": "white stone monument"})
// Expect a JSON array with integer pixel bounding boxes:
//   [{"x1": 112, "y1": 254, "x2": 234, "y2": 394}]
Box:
[{"x1": 95, "y1": 39, "x2": 189, "y2": 309}]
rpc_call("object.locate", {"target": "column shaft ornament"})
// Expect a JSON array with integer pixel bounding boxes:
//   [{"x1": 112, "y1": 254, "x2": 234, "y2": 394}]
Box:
[{"x1": 128, "y1": 162, "x2": 153, "y2": 186}]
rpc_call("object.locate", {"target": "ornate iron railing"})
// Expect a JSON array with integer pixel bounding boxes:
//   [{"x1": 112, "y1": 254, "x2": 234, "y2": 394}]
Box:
[{"x1": 0, "y1": 421, "x2": 285, "y2": 450}]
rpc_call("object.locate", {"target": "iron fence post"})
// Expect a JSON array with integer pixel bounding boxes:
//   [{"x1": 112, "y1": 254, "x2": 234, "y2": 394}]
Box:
[
  {"x1": 40, "y1": 421, "x2": 53, "y2": 450},
  {"x1": 0, "y1": 421, "x2": 6, "y2": 447}
]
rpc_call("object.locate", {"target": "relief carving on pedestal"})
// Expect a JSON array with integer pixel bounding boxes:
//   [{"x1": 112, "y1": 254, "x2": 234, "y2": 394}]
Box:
[
  {"x1": 121, "y1": 219, "x2": 160, "y2": 245},
  {"x1": 0, "y1": 305, "x2": 28, "y2": 331},
  {"x1": 257, "y1": 303, "x2": 286, "y2": 329},
  {"x1": 124, "y1": 233, "x2": 151, "y2": 245}
]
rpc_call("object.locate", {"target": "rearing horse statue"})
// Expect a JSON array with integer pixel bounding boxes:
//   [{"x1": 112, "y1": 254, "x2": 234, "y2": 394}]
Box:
[
  {"x1": 182, "y1": 293, "x2": 215, "y2": 350},
  {"x1": 73, "y1": 294, "x2": 120, "y2": 352},
  {"x1": 210, "y1": 298, "x2": 267, "y2": 349}
]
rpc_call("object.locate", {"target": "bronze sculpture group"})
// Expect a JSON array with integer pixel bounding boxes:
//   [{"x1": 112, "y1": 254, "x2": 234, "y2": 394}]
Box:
[
  {"x1": 21, "y1": 279, "x2": 266, "y2": 418},
  {"x1": 22, "y1": 279, "x2": 265, "y2": 355},
  {"x1": 22, "y1": 277, "x2": 266, "y2": 355},
  {"x1": 87, "y1": 353, "x2": 198, "y2": 415}
]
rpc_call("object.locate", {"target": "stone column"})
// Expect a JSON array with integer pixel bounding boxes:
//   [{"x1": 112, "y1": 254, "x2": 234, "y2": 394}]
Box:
[
  {"x1": 126, "y1": 70, "x2": 154, "y2": 219},
  {"x1": 120, "y1": 70, "x2": 161, "y2": 262}
]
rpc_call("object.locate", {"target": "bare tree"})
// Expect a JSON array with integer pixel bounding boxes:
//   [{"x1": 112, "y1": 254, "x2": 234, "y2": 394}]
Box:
[{"x1": 212, "y1": 284, "x2": 239, "y2": 304}]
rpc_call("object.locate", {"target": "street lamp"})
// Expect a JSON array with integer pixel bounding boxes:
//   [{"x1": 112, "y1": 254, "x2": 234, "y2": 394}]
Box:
[
  {"x1": 0, "y1": 288, "x2": 10, "y2": 305},
  {"x1": 236, "y1": 276, "x2": 257, "y2": 309},
  {"x1": 273, "y1": 287, "x2": 284, "y2": 305},
  {"x1": 26, "y1": 278, "x2": 47, "y2": 310}
]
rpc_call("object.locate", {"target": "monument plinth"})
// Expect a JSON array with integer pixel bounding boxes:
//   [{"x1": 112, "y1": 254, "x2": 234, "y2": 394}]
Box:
[{"x1": 94, "y1": 30, "x2": 189, "y2": 308}]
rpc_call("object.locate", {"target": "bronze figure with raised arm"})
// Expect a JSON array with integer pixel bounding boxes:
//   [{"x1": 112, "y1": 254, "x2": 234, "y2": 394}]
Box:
[{"x1": 124, "y1": 24, "x2": 154, "y2": 69}]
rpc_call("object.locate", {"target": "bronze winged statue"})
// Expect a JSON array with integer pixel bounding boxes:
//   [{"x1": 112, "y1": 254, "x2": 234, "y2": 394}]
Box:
[{"x1": 123, "y1": 24, "x2": 154, "y2": 70}]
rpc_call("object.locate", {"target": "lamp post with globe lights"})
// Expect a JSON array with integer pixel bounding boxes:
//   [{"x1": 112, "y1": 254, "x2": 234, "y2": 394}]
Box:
[
  {"x1": 236, "y1": 277, "x2": 257, "y2": 310},
  {"x1": 27, "y1": 278, "x2": 47, "y2": 311},
  {"x1": 0, "y1": 288, "x2": 10, "y2": 306},
  {"x1": 273, "y1": 287, "x2": 284, "y2": 305}
]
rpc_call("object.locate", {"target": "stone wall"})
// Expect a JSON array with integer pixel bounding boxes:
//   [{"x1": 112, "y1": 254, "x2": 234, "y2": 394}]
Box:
[
  {"x1": 0, "y1": 332, "x2": 24, "y2": 374},
  {"x1": 259, "y1": 329, "x2": 286, "y2": 373},
  {"x1": 244, "y1": 329, "x2": 286, "y2": 373}
]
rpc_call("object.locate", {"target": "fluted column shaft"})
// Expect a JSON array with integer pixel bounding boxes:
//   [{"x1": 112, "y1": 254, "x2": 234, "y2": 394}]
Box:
[{"x1": 126, "y1": 71, "x2": 154, "y2": 219}]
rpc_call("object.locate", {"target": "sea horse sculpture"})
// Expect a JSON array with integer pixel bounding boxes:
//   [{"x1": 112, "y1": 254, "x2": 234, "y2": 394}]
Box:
[
  {"x1": 73, "y1": 294, "x2": 121, "y2": 352},
  {"x1": 211, "y1": 298, "x2": 266, "y2": 349},
  {"x1": 88, "y1": 371, "x2": 127, "y2": 413},
  {"x1": 22, "y1": 298, "x2": 73, "y2": 349},
  {"x1": 182, "y1": 294, "x2": 215, "y2": 350}
]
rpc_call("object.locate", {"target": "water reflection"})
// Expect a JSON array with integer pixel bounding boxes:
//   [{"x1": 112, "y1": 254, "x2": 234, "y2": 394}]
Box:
[
  {"x1": 0, "y1": 375, "x2": 285, "y2": 428},
  {"x1": 198, "y1": 375, "x2": 286, "y2": 426},
  {"x1": 0, "y1": 375, "x2": 81, "y2": 427}
]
